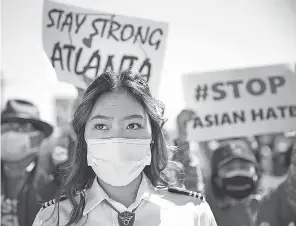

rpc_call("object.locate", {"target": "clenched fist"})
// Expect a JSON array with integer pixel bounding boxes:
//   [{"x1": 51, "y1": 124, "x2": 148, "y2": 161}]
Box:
[{"x1": 176, "y1": 109, "x2": 196, "y2": 139}]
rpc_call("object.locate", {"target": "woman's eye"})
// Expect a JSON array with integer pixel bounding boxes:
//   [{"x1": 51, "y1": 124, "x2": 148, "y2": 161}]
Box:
[
  {"x1": 94, "y1": 124, "x2": 108, "y2": 130},
  {"x1": 126, "y1": 123, "x2": 142, "y2": 130}
]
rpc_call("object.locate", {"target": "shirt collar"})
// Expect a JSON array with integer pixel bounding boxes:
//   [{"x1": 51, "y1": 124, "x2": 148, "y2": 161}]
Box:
[
  {"x1": 83, "y1": 178, "x2": 109, "y2": 216},
  {"x1": 83, "y1": 173, "x2": 157, "y2": 216},
  {"x1": 132, "y1": 173, "x2": 158, "y2": 207}
]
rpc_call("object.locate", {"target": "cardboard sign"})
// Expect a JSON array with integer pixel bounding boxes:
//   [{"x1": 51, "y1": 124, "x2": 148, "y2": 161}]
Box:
[
  {"x1": 182, "y1": 64, "x2": 296, "y2": 141},
  {"x1": 42, "y1": 0, "x2": 168, "y2": 96}
]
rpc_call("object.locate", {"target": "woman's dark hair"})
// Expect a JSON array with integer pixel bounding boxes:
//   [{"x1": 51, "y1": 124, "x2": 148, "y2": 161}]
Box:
[
  {"x1": 52, "y1": 70, "x2": 174, "y2": 225},
  {"x1": 162, "y1": 160, "x2": 185, "y2": 188}
]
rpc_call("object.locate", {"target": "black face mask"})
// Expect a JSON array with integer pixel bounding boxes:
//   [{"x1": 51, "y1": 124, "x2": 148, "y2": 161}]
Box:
[{"x1": 221, "y1": 176, "x2": 256, "y2": 199}]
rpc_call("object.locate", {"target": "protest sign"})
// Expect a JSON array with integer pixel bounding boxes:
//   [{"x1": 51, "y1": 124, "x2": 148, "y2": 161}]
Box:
[
  {"x1": 42, "y1": 0, "x2": 168, "y2": 96},
  {"x1": 182, "y1": 64, "x2": 296, "y2": 142}
]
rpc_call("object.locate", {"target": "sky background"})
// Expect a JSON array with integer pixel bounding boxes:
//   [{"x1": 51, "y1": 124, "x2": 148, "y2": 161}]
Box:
[{"x1": 2, "y1": 0, "x2": 296, "y2": 135}]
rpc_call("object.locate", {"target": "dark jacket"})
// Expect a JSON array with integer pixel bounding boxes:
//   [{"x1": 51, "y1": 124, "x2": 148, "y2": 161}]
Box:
[
  {"x1": 206, "y1": 176, "x2": 296, "y2": 226},
  {"x1": 1, "y1": 160, "x2": 58, "y2": 226}
]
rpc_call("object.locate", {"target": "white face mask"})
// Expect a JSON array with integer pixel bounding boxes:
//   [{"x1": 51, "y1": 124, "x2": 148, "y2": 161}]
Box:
[
  {"x1": 86, "y1": 138, "x2": 152, "y2": 186},
  {"x1": 1, "y1": 131, "x2": 40, "y2": 162}
]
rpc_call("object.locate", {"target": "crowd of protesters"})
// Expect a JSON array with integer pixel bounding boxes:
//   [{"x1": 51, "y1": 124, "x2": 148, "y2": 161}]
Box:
[{"x1": 1, "y1": 91, "x2": 296, "y2": 226}]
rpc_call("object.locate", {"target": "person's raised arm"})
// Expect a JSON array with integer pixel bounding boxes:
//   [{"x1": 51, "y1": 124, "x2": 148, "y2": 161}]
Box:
[
  {"x1": 173, "y1": 110, "x2": 205, "y2": 193},
  {"x1": 173, "y1": 109, "x2": 197, "y2": 164}
]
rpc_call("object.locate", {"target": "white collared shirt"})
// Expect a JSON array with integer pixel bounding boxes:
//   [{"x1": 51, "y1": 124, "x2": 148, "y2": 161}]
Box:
[{"x1": 33, "y1": 173, "x2": 217, "y2": 226}]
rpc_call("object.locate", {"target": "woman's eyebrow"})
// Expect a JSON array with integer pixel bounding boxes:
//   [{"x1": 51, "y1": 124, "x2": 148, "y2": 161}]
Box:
[
  {"x1": 123, "y1": 114, "x2": 144, "y2": 120},
  {"x1": 90, "y1": 115, "x2": 114, "y2": 121}
]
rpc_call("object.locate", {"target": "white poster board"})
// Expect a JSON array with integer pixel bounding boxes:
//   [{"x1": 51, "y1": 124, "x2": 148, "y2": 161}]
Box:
[
  {"x1": 182, "y1": 64, "x2": 296, "y2": 141},
  {"x1": 42, "y1": 0, "x2": 169, "y2": 96}
]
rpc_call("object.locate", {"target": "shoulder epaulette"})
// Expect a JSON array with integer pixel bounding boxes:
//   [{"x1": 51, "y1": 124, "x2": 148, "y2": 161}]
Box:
[
  {"x1": 168, "y1": 186, "x2": 205, "y2": 201},
  {"x1": 41, "y1": 195, "x2": 67, "y2": 210},
  {"x1": 41, "y1": 189, "x2": 87, "y2": 210}
]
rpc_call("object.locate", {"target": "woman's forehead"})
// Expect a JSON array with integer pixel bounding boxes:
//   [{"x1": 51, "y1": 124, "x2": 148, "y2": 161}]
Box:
[{"x1": 89, "y1": 91, "x2": 147, "y2": 119}]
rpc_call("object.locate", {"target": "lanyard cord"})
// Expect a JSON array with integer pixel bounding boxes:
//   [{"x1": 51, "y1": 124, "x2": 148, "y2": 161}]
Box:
[{"x1": 103, "y1": 199, "x2": 140, "y2": 214}]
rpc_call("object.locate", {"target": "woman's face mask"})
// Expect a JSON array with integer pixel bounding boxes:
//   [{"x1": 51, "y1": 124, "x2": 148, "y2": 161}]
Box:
[
  {"x1": 86, "y1": 138, "x2": 152, "y2": 186},
  {"x1": 84, "y1": 91, "x2": 152, "y2": 186}
]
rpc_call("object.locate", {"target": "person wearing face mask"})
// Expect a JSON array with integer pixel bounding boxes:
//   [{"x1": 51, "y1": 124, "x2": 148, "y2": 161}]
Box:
[
  {"x1": 33, "y1": 70, "x2": 217, "y2": 226},
  {"x1": 176, "y1": 109, "x2": 296, "y2": 226},
  {"x1": 1, "y1": 99, "x2": 58, "y2": 226},
  {"x1": 211, "y1": 141, "x2": 259, "y2": 198},
  {"x1": 207, "y1": 141, "x2": 262, "y2": 225}
]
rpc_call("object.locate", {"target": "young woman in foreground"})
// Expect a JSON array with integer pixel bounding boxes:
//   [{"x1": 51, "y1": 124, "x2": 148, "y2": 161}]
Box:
[{"x1": 33, "y1": 70, "x2": 217, "y2": 226}]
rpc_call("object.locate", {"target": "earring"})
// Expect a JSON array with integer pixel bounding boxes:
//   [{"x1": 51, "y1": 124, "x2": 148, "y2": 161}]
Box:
[{"x1": 150, "y1": 140, "x2": 154, "y2": 148}]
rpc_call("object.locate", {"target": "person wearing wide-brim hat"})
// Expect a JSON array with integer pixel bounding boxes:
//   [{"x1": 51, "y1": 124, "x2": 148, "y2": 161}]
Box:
[
  {"x1": 1, "y1": 99, "x2": 57, "y2": 226},
  {"x1": 1, "y1": 99, "x2": 53, "y2": 136}
]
